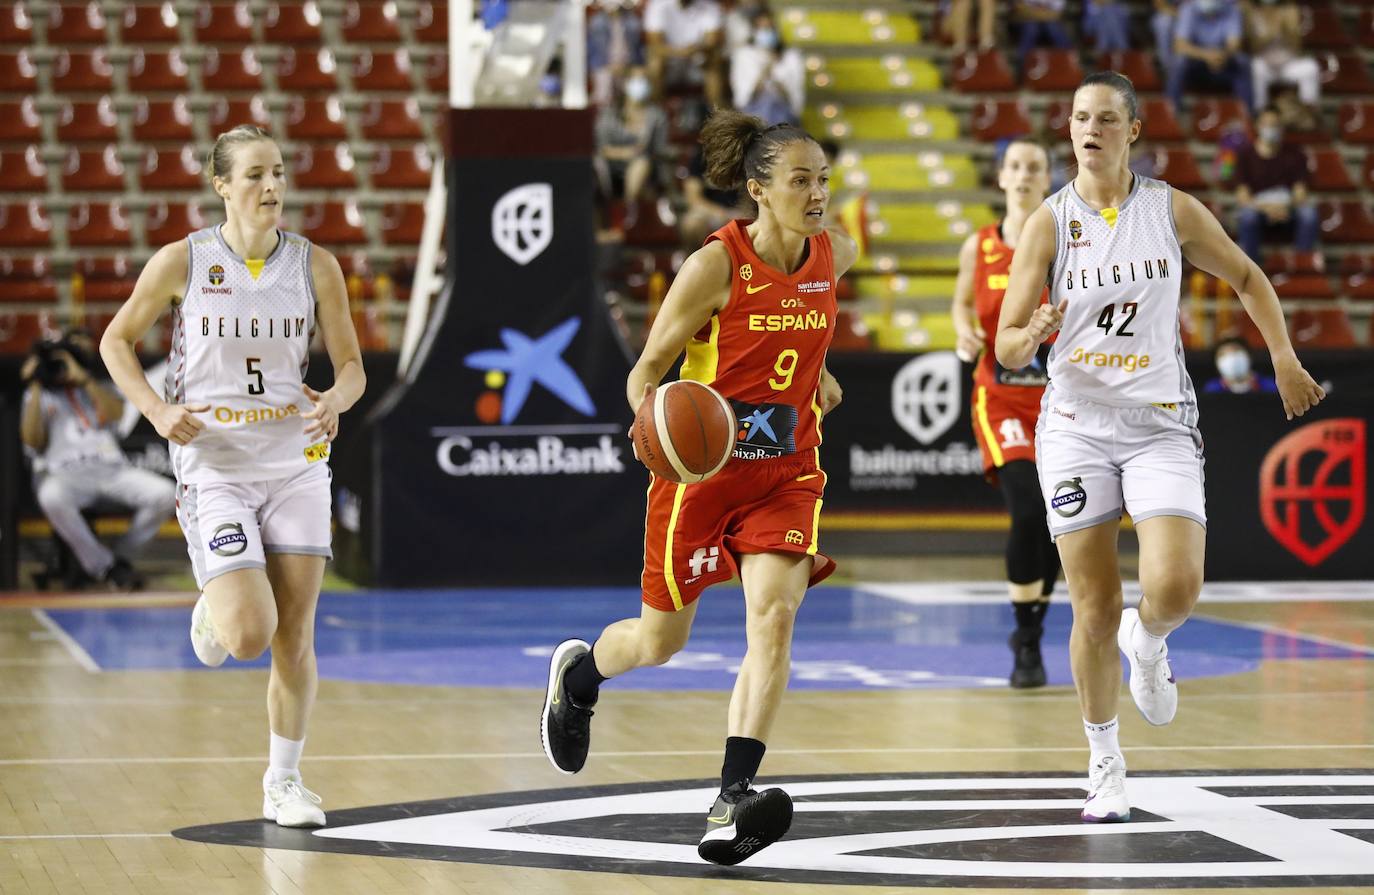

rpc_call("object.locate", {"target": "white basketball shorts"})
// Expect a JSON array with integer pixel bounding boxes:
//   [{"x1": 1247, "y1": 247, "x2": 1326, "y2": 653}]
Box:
[
  {"x1": 1035, "y1": 387, "x2": 1206, "y2": 539},
  {"x1": 178, "y1": 462, "x2": 332, "y2": 589}
]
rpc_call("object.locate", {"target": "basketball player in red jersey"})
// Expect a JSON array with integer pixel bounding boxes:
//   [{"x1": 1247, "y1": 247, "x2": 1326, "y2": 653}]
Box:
[
  {"x1": 951, "y1": 139, "x2": 1060, "y2": 688},
  {"x1": 541, "y1": 111, "x2": 857, "y2": 865}
]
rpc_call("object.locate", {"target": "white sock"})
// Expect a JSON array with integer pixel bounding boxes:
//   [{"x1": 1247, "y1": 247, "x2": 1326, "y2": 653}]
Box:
[
  {"x1": 1131, "y1": 614, "x2": 1167, "y2": 658},
  {"x1": 266, "y1": 733, "x2": 305, "y2": 785},
  {"x1": 1084, "y1": 717, "x2": 1121, "y2": 764}
]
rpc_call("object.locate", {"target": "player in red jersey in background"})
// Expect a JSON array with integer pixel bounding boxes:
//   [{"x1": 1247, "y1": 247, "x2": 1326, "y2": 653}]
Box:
[
  {"x1": 541, "y1": 110, "x2": 857, "y2": 866},
  {"x1": 951, "y1": 138, "x2": 1060, "y2": 688}
]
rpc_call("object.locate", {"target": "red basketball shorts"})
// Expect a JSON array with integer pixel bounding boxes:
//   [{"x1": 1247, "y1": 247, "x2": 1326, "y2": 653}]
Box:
[
  {"x1": 971, "y1": 384, "x2": 1044, "y2": 479},
  {"x1": 641, "y1": 453, "x2": 835, "y2": 612}
]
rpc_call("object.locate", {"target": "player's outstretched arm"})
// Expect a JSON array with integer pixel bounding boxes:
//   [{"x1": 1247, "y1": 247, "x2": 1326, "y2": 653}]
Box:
[
  {"x1": 303, "y1": 246, "x2": 366, "y2": 443},
  {"x1": 99, "y1": 242, "x2": 209, "y2": 446},
  {"x1": 1172, "y1": 189, "x2": 1325, "y2": 419},
  {"x1": 951, "y1": 232, "x2": 983, "y2": 362},
  {"x1": 626, "y1": 241, "x2": 731, "y2": 412},
  {"x1": 996, "y1": 205, "x2": 1060, "y2": 369}
]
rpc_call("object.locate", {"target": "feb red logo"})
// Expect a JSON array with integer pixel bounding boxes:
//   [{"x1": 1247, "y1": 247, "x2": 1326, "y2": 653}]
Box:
[{"x1": 1258, "y1": 419, "x2": 1366, "y2": 566}]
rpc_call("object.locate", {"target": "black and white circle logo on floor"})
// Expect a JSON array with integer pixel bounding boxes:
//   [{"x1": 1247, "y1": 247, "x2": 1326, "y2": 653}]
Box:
[{"x1": 174, "y1": 770, "x2": 1374, "y2": 888}]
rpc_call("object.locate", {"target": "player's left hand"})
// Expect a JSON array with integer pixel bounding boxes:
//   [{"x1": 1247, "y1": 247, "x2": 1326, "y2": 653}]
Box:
[
  {"x1": 1274, "y1": 355, "x2": 1326, "y2": 421},
  {"x1": 302, "y1": 385, "x2": 341, "y2": 441},
  {"x1": 819, "y1": 367, "x2": 843, "y2": 416}
]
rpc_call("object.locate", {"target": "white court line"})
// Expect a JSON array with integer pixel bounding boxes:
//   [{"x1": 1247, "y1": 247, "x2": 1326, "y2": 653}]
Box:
[
  {"x1": 1194, "y1": 612, "x2": 1374, "y2": 657},
  {"x1": 860, "y1": 580, "x2": 1374, "y2": 605},
  {"x1": 0, "y1": 743, "x2": 1370, "y2": 766},
  {"x1": 0, "y1": 833, "x2": 173, "y2": 840},
  {"x1": 29, "y1": 609, "x2": 99, "y2": 673}
]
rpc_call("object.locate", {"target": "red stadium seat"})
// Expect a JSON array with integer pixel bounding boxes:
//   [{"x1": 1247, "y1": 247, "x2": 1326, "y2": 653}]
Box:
[
  {"x1": 1343, "y1": 255, "x2": 1374, "y2": 299},
  {"x1": 283, "y1": 95, "x2": 347, "y2": 140},
  {"x1": 1139, "y1": 98, "x2": 1186, "y2": 142},
  {"x1": 56, "y1": 98, "x2": 119, "y2": 143},
  {"x1": 1099, "y1": 50, "x2": 1161, "y2": 92},
  {"x1": 207, "y1": 95, "x2": 272, "y2": 134},
  {"x1": 75, "y1": 254, "x2": 136, "y2": 301},
  {"x1": 413, "y1": 1, "x2": 447, "y2": 43},
  {"x1": 0, "y1": 51, "x2": 39, "y2": 92},
  {"x1": 1269, "y1": 272, "x2": 1335, "y2": 299},
  {"x1": 144, "y1": 200, "x2": 206, "y2": 244},
  {"x1": 1289, "y1": 308, "x2": 1355, "y2": 348},
  {"x1": 1362, "y1": 150, "x2": 1374, "y2": 190},
  {"x1": 62, "y1": 145, "x2": 125, "y2": 192},
  {"x1": 140, "y1": 145, "x2": 203, "y2": 190},
  {"x1": 0, "y1": 201, "x2": 52, "y2": 246},
  {"x1": 195, "y1": 2, "x2": 254, "y2": 43},
  {"x1": 277, "y1": 48, "x2": 340, "y2": 93},
  {"x1": 1263, "y1": 250, "x2": 1324, "y2": 276},
  {"x1": 293, "y1": 143, "x2": 358, "y2": 189},
  {"x1": 48, "y1": 3, "x2": 107, "y2": 43},
  {"x1": 121, "y1": 4, "x2": 181, "y2": 42},
  {"x1": 127, "y1": 49, "x2": 191, "y2": 93},
  {"x1": 360, "y1": 98, "x2": 425, "y2": 140},
  {"x1": 0, "y1": 98, "x2": 43, "y2": 144},
  {"x1": 0, "y1": 2, "x2": 33, "y2": 42},
  {"x1": 1149, "y1": 147, "x2": 1208, "y2": 189},
  {"x1": 1024, "y1": 49, "x2": 1084, "y2": 93},
  {"x1": 0, "y1": 146, "x2": 46, "y2": 191},
  {"x1": 1319, "y1": 52, "x2": 1374, "y2": 95},
  {"x1": 969, "y1": 100, "x2": 1031, "y2": 142},
  {"x1": 132, "y1": 96, "x2": 196, "y2": 142},
  {"x1": 370, "y1": 143, "x2": 434, "y2": 189},
  {"x1": 380, "y1": 202, "x2": 425, "y2": 245},
  {"x1": 0, "y1": 255, "x2": 57, "y2": 303},
  {"x1": 1305, "y1": 147, "x2": 1354, "y2": 191},
  {"x1": 1339, "y1": 102, "x2": 1374, "y2": 144},
  {"x1": 1043, "y1": 99, "x2": 1073, "y2": 140},
  {"x1": 201, "y1": 48, "x2": 265, "y2": 91},
  {"x1": 300, "y1": 200, "x2": 368, "y2": 244},
  {"x1": 1301, "y1": 4, "x2": 1350, "y2": 50},
  {"x1": 950, "y1": 49, "x2": 1015, "y2": 93},
  {"x1": 341, "y1": 0, "x2": 401, "y2": 42},
  {"x1": 1191, "y1": 98, "x2": 1249, "y2": 142},
  {"x1": 51, "y1": 50, "x2": 115, "y2": 93},
  {"x1": 0, "y1": 310, "x2": 59, "y2": 354},
  {"x1": 831, "y1": 310, "x2": 873, "y2": 351},
  {"x1": 1319, "y1": 200, "x2": 1374, "y2": 243},
  {"x1": 352, "y1": 50, "x2": 415, "y2": 92},
  {"x1": 67, "y1": 201, "x2": 132, "y2": 246},
  {"x1": 261, "y1": 1, "x2": 324, "y2": 43},
  {"x1": 422, "y1": 51, "x2": 447, "y2": 92}
]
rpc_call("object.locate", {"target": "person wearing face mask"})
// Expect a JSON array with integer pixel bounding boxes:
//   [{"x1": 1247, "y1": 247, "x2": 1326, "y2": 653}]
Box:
[
  {"x1": 1204, "y1": 337, "x2": 1278, "y2": 394},
  {"x1": 729, "y1": 11, "x2": 805, "y2": 126},
  {"x1": 1245, "y1": 0, "x2": 1319, "y2": 111},
  {"x1": 1234, "y1": 107, "x2": 1317, "y2": 263},
  {"x1": 594, "y1": 65, "x2": 668, "y2": 230},
  {"x1": 1167, "y1": 0, "x2": 1252, "y2": 113}
]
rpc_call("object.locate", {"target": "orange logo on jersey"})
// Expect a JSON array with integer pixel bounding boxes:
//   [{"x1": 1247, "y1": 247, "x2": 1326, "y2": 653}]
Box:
[
  {"x1": 738, "y1": 263, "x2": 753, "y2": 281},
  {"x1": 212, "y1": 403, "x2": 300, "y2": 425},
  {"x1": 745, "y1": 282, "x2": 772, "y2": 294},
  {"x1": 1067, "y1": 346, "x2": 1151, "y2": 373}
]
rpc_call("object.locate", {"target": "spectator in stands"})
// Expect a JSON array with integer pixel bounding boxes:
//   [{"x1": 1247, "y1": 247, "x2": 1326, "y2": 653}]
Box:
[
  {"x1": 644, "y1": 0, "x2": 725, "y2": 108},
  {"x1": 678, "y1": 142, "x2": 750, "y2": 249},
  {"x1": 1246, "y1": 0, "x2": 1319, "y2": 110},
  {"x1": 729, "y1": 8, "x2": 805, "y2": 125},
  {"x1": 19, "y1": 329, "x2": 175, "y2": 590},
  {"x1": 1082, "y1": 0, "x2": 1132, "y2": 53},
  {"x1": 941, "y1": 0, "x2": 996, "y2": 53},
  {"x1": 587, "y1": 0, "x2": 647, "y2": 107},
  {"x1": 1012, "y1": 0, "x2": 1071, "y2": 62},
  {"x1": 1203, "y1": 337, "x2": 1278, "y2": 393},
  {"x1": 594, "y1": 65, "x2": 668, "y2": 229},
  {"x1": 1153, "y1": 1, "x2": 1179, "y2": 75},
  {"x1": 1271, "y1": 84, "x2": 1323, "y2": 139},
  {"x1": 1167, "y1": 0, "x2": 1252, "y2": 112},
  {"x1": 1233, "y1": 106, "x2": 1318, "y2": 263}
]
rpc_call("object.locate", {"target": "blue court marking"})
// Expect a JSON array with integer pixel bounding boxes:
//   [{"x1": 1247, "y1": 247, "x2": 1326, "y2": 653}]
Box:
[{"x1": 44, "y1": 586, "x2": 1368, "y2": 690}]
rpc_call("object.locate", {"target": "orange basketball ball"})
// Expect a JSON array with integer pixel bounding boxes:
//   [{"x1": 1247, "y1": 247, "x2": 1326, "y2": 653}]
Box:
[{"x1": 632, "y1": 380, "x2": 737, "y2": 484}]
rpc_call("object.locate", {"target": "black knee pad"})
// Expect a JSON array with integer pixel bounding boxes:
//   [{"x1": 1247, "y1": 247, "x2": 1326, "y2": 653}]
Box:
[{"x1": 999, "y1": 460, "x2": 1053, "y2": 585}]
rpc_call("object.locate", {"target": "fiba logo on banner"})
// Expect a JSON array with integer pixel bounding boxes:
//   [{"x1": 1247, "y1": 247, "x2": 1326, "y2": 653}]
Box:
[
  {"x1": 892, "y1": 352, "x2": 961, "y2": 445},
  {"x1": 1259, "y1": 418, "x2": 1366, "y2": 566},
  {"x1": 491, "y1": 183, "x2": 553, "y2": 266}
]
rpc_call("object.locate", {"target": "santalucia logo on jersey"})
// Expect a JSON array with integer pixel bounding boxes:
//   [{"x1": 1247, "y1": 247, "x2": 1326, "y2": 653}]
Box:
[{"x1": 209, "y1": 522, "x2": 248, "y2": 557}]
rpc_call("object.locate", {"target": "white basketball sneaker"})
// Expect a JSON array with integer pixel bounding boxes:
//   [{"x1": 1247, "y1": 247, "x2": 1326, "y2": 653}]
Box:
[
  {"x1": 190, "y1": 594, "x2": 228, "y2": 668},
  {"x1": 263, "y1": 775, "x2": 326, "y2": 827},
  {"x1": 1118, "y1": 608, "x2": 1177, "y2": 726},
  {"x1": 1081, "y1": 754, "x2": 1130, "y2": 823}
]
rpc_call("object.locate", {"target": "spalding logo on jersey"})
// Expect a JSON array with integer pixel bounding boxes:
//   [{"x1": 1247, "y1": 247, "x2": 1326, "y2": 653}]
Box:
[{"x1": 208, "y1": 264, "x2": 225, "y2": 286}]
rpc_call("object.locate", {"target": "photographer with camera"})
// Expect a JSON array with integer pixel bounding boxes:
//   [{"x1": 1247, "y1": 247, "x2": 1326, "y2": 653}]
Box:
[{"x1": 19, "y1": 329, "x2": 175, "y2": 590}]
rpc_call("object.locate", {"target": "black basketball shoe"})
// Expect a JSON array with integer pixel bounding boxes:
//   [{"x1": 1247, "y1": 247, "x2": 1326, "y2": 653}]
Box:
[
  {"x1": 697, "y1": 782, "x2": 793, "y2": 866},
  {"x1": 540, "y1": 639, "x2": 594, "y2": 774},
  {"x1": 1009, "y1": 625, "x2": 1047, "y2": 688}
]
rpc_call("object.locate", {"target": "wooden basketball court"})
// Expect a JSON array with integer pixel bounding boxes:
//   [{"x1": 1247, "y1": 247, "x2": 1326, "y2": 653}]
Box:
[{"x1": 2, "y1": 561, "x2": 1372, "y2": 894}]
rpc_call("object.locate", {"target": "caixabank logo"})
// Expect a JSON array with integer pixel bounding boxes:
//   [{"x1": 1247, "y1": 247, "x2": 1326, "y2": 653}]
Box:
[
  {"x1": 1259, "y1": 418, "x2": 1366, "y2": 566},
  {"x1": 173, "y1": 770, "x2": 1374, "y2": 887}
]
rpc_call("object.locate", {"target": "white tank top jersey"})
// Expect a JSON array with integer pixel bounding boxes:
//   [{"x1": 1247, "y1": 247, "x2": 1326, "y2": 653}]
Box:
[
  {"x1": 1043, "y1": 174, "x2": 1196, "y2": 415},
  {"x1": 166, "y1": 225, "x2": 326, "y2": 485}
]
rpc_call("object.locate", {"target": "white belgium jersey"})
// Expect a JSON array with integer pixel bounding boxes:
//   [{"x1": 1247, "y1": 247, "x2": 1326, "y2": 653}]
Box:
[
  {"x1": 1044, "y1": 174, "x2": 1195, "y2": 413},
  {"x1": 166, "y1": 225, "x2": 326, "y2": 484}
]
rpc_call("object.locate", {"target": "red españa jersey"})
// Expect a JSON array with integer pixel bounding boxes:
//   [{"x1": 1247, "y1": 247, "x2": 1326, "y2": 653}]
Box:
[
  {"x1": 972, "y1": 221, "x2": 1052, "y2": 391},
  {"x1": 685, "y1": 220, "x2": 837, "y2": 464}
]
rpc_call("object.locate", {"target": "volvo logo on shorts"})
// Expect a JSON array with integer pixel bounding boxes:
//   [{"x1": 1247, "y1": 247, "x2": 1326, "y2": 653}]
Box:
[
  {"x1": 171, "y1": 770, "x2": 1374, "y2": 887},
  {"x1": 208, "y1": 522, "x2": 248, "y2": 556},
  {"x1": 892, "y1": 352, "x2": 961, "y2": 445},
  {"x1": 1051, "y1": 477, "x2": 1087, "y2": 517},
  {"x1": 491, "y1": 183, "x2": 553, "y2": 266},
  {"x1": 208, "y1": 264, "x2": 225, "y2": 285}
]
